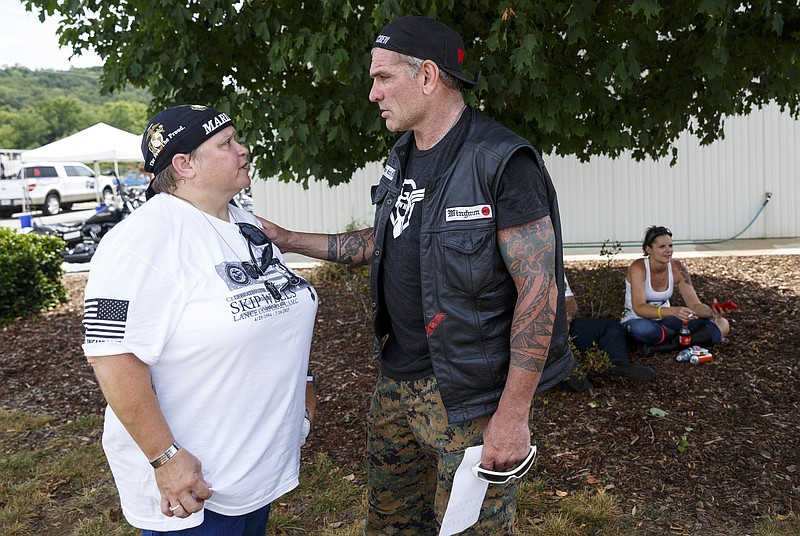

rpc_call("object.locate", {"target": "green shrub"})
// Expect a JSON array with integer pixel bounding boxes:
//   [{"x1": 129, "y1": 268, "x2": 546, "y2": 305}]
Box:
[
  {"x1": 568, "y1": 241, "x2": 624, "y2": 379},
  {"x1": 570, "y1": 339, "x2": 612, "y2": 379},
  {"x1": 578, "y1": 240, "x2": 627, "y2": 319},
  {"x1": 0, "y1": 227, "x2": 67, "y2": 325}
]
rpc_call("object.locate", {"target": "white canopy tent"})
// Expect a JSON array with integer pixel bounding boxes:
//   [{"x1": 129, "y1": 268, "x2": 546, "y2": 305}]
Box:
[
  {"x1": 20, "y1": 122, "x2": 142, "y2": 175},
  {"x1": 19, "y1": 122, "x2": 142, "y2": 206}
]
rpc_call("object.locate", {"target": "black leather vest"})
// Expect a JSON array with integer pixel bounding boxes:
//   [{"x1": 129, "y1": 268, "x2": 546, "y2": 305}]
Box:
[{"x1": 369, "y1": 109, "x2": 574, "y2": 423}]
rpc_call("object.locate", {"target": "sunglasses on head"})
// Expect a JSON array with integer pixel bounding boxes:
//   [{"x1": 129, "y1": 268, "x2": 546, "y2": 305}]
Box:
[
  {"x1": 471, "y1": 445, "x2": 537, "y2": 485},
  {"x1": 236, "y1": 222, "x2": 274, "y2": 275},
  {"x1": 645, "y1": 226, "x2": 672, "y2": 246}
]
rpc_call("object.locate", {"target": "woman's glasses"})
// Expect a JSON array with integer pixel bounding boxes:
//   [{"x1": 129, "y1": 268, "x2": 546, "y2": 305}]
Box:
[
  {"x1": 237, "y1": 222, "x2": 274, "y2": 276},
  {"x1": 471, "y1": 445, "x2": 537, "y2": 484}
]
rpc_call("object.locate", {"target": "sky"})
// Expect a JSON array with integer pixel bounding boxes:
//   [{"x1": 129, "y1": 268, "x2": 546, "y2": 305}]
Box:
[{"x1": 0, "y1": 0, "x2": 102, "y2": 70}]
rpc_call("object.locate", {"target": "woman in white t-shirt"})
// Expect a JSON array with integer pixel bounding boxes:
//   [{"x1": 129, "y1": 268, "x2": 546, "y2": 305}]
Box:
[
  {"x1": 621, "y1": 225, "x2": 730, "y2": 356},
  {"x1": 83, "y1": 105, "x2": 318, "y2": 535}
]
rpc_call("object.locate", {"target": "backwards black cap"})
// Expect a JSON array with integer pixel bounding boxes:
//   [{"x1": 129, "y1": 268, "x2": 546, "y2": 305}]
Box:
[{"x1": 372, "y1": 16, "x2": 479, "y2": 89}]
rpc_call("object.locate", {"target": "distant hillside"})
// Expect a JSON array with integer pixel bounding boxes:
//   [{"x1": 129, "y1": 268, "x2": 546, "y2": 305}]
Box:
[
  {"x1": 0, "y1": 66, "x2": 152, "y2": 150},
  {"x1": 0, "y1": 66, "x2": 150, "y2": 110}
]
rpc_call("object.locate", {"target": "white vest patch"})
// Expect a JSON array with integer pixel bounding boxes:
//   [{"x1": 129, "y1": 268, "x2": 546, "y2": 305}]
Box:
[
  {"x1": 383, "y1": 164, "x2": 396, "y2": 181},
  {"x1": 445, "y1": 204, "x2": 493, "y2": 222}
]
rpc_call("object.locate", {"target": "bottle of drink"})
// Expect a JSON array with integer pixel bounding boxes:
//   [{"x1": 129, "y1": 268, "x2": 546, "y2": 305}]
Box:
[
  {"x1": 690, "y1": 353, "x2": 713, "y2": 365},
  {"x1": 679, "y1": 321, "x2": 692, "y2": 346}
]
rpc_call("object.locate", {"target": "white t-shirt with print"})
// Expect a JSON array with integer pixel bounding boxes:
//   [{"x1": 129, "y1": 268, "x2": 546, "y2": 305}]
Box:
[{"x1": 83, "y1": 194, "x2": 317, "y2": 531}]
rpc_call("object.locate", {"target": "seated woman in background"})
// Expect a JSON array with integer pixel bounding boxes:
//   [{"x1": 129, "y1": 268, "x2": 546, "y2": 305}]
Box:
[{"x1": 621, "y1": 225, "x2": 731, "y2": 356}]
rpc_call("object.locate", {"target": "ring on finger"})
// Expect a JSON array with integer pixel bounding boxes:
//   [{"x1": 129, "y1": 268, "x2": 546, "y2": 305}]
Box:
[{"x1": 169, "y1": 503, "x2": 182, "y2": 512}]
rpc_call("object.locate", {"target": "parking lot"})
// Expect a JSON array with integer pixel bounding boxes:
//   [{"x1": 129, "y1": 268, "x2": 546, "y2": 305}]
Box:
[{"x1": 0, "y1": 201, "x2": 100, "y2": 229}]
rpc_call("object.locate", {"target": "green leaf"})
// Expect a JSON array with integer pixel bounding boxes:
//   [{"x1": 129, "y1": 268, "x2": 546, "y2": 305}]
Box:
[
  {"x1": 649, "y1": 408, "x2": 669, "y2": 418},
  {"x1": 696, "y1": 0, "x2": 726, "y2": 16},
  {"x1": 19, "y1": 0, "x2": 800, "y2": 185},
  {"x1": 630, "y1": 0, "x2": 662, "y2": 21},
  {"x1": 772, "y1": 12, "x2": 784, "y2": 35}
]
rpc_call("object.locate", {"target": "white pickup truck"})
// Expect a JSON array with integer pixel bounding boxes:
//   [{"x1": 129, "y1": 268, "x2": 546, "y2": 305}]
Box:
[{"x1": 0, "y1": 161, "x2": 116, "y2": 217}]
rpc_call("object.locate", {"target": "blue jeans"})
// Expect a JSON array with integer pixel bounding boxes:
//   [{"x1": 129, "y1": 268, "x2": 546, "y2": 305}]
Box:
[
  {"x1": 141, "y1": 504, "x2": 271, "y2": 536},
  {"x1": 570, "y1": 318, "x2": 631, "y2": 366},
  {"x1": 623, "y1": 317, "x2": 720, "y2": 345}
]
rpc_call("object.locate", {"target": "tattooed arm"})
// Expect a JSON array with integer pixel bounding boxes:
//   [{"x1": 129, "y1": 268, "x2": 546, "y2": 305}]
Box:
[
  {"x1": 674, "y1": 259, "x2": 718, "y2": 318},
  {"x1": 256, "y1": 216, "x2": 375, "y2": 265},
  {"x1": 481, "y1": 215, "x2": 557, "y2": 471}
]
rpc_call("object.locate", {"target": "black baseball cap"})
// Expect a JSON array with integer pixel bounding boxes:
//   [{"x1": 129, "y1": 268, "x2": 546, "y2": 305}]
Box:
[
  {"x1": 142, "y1": 104, "x2": 233, "y2": 175},
  {"x1": 372, "y1": 16, "x2": 479, "y2": 88}
]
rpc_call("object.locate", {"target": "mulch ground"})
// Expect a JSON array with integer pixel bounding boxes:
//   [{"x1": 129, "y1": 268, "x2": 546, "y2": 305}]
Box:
[{"x1": 1, "y1": 255, "x2": 798, "y2": 535}]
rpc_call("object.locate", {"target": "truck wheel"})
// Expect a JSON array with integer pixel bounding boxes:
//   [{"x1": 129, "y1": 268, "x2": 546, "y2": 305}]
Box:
[{"x1": 44, "y1": 193, "x2": 61, "y2": 216}]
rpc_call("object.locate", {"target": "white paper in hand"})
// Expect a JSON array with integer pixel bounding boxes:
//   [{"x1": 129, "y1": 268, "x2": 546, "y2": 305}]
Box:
[{"x1": 439, "y1": 445, "x2": 489, "y2": 536}]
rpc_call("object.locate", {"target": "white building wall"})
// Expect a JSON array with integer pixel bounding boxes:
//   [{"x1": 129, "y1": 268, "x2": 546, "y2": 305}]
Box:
[
  {"x1": 251, "y1": 162, "x2": 380, "y2": 233},
  {"x1": 252, "y1": 103, "x2": 799, "y2": 244},
  {"x1": 549, "y1": 102, "x2": 797, "y2": 245}
]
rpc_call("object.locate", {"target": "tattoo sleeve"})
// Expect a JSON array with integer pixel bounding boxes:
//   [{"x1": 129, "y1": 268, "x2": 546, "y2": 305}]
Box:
[
  {"x1": 676, "y1": 260, "x2": 693, "y2": 286},
  {"x1": 498, "y1": 217, "x2": 557, "y2": 373},
  {"x1": 327, "y1": 228, "x2": 375, "y2": 264}
]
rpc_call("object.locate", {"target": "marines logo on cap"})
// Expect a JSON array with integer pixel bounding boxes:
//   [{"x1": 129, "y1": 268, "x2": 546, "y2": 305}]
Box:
[
  {"x1": 142, "y1": 104, "x2": 234, "y2": 177},
  {"x1": 145, "y1": 123, "x2": 166, "y2": 166}
]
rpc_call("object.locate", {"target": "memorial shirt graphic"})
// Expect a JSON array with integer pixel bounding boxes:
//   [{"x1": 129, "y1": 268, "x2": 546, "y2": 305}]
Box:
[{"x1": 391, "y1": 178, "x2": 425, "y2": 238}]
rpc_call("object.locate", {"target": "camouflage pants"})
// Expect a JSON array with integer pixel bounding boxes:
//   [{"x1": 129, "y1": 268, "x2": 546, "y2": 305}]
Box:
[{"x1": 365, "y1": 373, "x2": 519, "y2": 535}]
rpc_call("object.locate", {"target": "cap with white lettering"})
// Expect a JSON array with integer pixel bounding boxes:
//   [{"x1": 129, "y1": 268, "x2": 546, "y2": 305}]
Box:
[
  {"x1": 372, "y1": 16, "x2": 479, "y2": 88},
  {"x1": 141, "y1": 104, "x2": 233, "y2": 177}
]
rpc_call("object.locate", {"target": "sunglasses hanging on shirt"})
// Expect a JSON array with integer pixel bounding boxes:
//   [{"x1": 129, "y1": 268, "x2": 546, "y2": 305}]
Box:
[
  {"x1": 237, "y1": 222, "x2": 274, "y2": 275},
  {"x1": 236, "y1": 222, "x2": 282, "y2": 299}
]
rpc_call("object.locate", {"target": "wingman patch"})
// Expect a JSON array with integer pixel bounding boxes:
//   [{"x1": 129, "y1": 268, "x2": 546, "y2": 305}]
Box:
[{"x1": 445, "y1": 204, "x2": 493, "y2": 222}]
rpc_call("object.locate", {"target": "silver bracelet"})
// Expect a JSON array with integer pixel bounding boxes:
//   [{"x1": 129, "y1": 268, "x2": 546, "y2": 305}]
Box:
[{"x1": 149, "y1": 442, "x2": 180, "y2": 469}]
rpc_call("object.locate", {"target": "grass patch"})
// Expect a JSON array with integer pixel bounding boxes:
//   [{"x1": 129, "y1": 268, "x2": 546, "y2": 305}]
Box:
[
  {"x1": 754, "y1": 512, "x2": 800, "y2": 536},
  {"x1": 516, "y1": 486, "x2": 622, "y2": 535},
  {"x1": 0, "y1": 409, "x2": 131, "y2": 536},
  {"x1": 2, "y1": 407, "x2": 797, "y2": 535},
  {"x1": 267, "y1": 452, "x2": 366, "y2": 534}
]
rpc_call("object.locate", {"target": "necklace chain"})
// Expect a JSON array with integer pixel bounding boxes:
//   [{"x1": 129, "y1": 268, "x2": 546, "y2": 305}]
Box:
[
  {"x1": 196, "y1": 206, "x2": 245, "y2": 261},
  {"x1": 173, "y1": 194, "x2": 246, "y2": 261},
  {"x1": 429, "y1": 104, "x2": 467, "y2": 148},
  {"x1": 173, "y1": 195, "x2": 278, "y2": 289},
  {"x1": 650, "y1": 259, "x2": 668, "y2": 286}
]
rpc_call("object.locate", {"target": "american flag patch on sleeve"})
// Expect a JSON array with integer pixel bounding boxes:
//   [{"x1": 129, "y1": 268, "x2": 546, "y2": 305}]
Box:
[{"x1": 83, "y1": 298, "x2": 129, "y2": 340}]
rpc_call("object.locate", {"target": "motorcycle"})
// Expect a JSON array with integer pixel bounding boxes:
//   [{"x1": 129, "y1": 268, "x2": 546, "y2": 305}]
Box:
[{"x1": 33, "y1": 181, "x2": 146, "y2": 263}]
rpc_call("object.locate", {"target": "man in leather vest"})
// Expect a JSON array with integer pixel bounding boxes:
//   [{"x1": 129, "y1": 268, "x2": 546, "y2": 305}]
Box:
[{"x1": 260, "y1": 16, "x2": 574, "y2": 535}]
